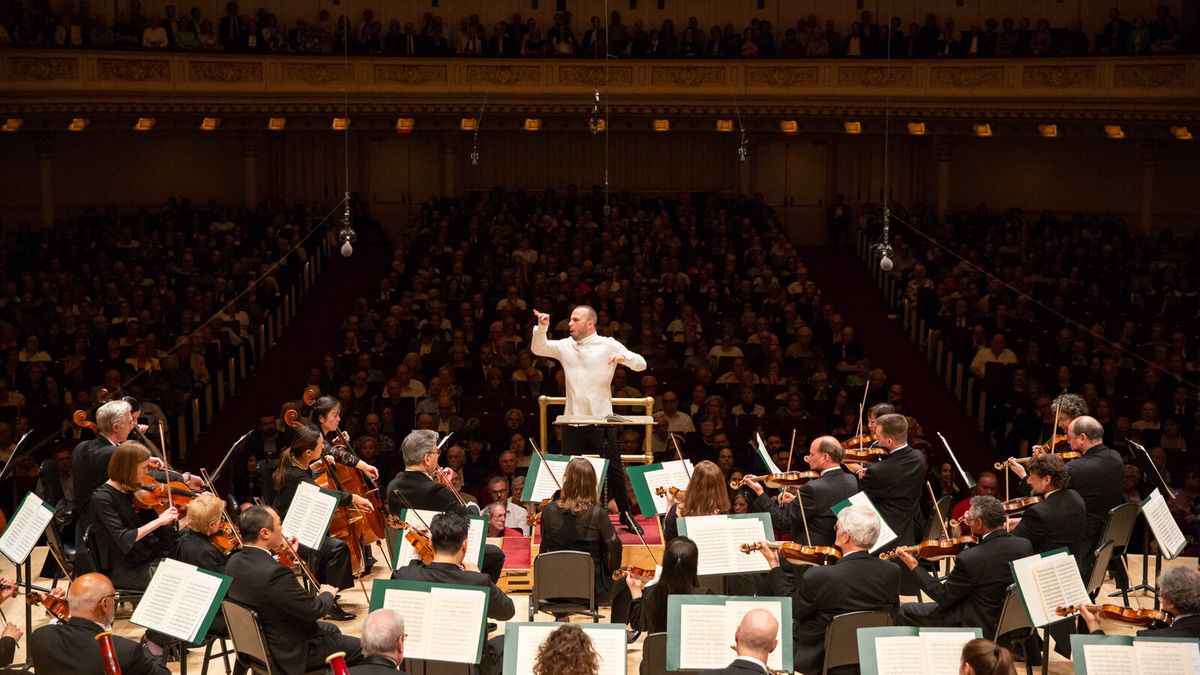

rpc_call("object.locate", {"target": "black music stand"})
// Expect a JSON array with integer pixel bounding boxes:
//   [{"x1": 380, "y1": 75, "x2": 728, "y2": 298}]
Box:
[{"x1": 1122, "y1": 438, "x2": 1175, "y2": 607}]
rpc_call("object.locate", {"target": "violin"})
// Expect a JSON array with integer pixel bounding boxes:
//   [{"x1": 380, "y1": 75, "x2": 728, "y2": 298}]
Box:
[
  {"x1": 207, "y1": 512, "x2": 242, "y2": 554},
  {"x1": 739, "y1": 541, "x2": 842, "y2": 566},
  {"x1": 611, "y1": 566, "x2": 656, "y2": 581},
  {"x1": 133, "y1": 476, "x2": 197, "y2": 514},
  {"x1": 390, "y1": 518, "x2": 434, "y2": 564},
  {"x1": 525, "y1": 498, "x2": 552, "y2": 526},
  {"x1": 879, "y1": 536, "x2": 977, "y2": 561},
  {"x1": 1, "y1": 580, "x2": 70, "y2": 621},
  {"x1": 730, "y1": 472, "x2": 819, "y2": 489},
  {"x1": 654, "y1": 486, "x2": 684, "y2": 499},
  {"x1": 842, "y1": 433, "x2": 877, "y2": 449},
  {"x1": 1032, "y1": 434, "x2": 1070, "y2": 455},
  {"x1": 843, "y1": 447, "x2": 888, "y2": 464},
  {"x1": 1055, "y1": 604, "x2": 1172, "y2": 629},
  {"x1": 1001, "y1": 495, "x2": 1043, "y2": 514}
]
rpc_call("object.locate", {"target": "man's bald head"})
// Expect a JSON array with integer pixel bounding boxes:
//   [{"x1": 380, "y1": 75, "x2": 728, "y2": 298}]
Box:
[
  {"x1": 69, "y1": 573, "x2": 117, "y2": 624},
  {"x1": 734, "y1": 608, "x2": 779, "y2": 660}
]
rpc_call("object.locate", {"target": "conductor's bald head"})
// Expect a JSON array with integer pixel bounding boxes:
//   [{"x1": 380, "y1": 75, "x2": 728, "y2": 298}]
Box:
[
  {"x1": 734, "y1": 608, "x2": 779, "y2": 662},
  {"x1": 69, "y1": 573, "x2": 117, "y2": 625},
  {"x1": 568, "y1": 305, "x2": 598, "y2": 340}
]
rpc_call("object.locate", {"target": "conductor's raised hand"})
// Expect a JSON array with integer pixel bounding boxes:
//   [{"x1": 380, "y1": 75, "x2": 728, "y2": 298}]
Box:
[{"x1": 533, "y1": 310, "x2": 550, "y2": 328}]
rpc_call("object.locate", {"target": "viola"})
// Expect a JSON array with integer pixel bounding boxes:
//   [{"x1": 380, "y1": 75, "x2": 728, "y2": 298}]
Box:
[
  {"x1": 133, "y1": 476, "x2": 197, "y2": 514},
  {"x1": 740, "y1": 541, "x2": 842, "y2": 566},
  {"x1": 730, "y1": 472, "x2": 819, "y2": 489},
  {"x1": 611, "y1": 566, "x2": 656, "y2": 581},
  {"x1": 879, "y1": 536, "x2": 977, "y2": 561},
  {"x1": 207, "y1": 513, "x2": 243, "y2": 554},
  {"x1": 842, "y1": 433, "x2": 877, "y2": 449},
  {"x1": 389, "y1": 518, "x2": 434, "y2": 564},
  {"x1": 1032, "y1": 434, "x2": 1069, "y2": 455},
  {"x1": 1055, "y1": 604, "x2": 1172, "y2": 628},
  {"x1": 843, "y1": 447, "x2": 888, "y2": 464}
]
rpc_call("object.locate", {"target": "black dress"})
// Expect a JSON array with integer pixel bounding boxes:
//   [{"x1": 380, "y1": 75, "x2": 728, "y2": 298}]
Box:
[
  {"x1": 274, "y1": 465, "x2": 355, "y2": 590},
  {"x1": 538, "y1": 502, "x2": 623, "y2": 598},
  {"x1": 90, "y1": 483, "x2": 176, "y2": 590}
]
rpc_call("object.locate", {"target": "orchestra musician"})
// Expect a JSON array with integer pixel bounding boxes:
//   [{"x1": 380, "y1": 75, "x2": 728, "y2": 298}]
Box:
[
  {"x1": 531, "y1": 307, "x2": 648, "y2": 534},
  {"x1": 172, "y1": 492, "x2": 233, "y2": 638},
  {"x1": 347, "y1": 609, "x2": 409, "y2": 674},
  {"x1": 29, "y1": 572, "x2": 169, "y2": 675},
  {"x1": 845, "y1": 413, "x2": 926, "y2": 547},
  {"x1": 273, "y1": 426, "x2": 372, "y2": 621},
  {"x1": 697, "y1": 609, "x2": 779, "y2": 675},
  {"x1": 89, "y1": 440, "x2": 179, "y2": 657},
  {"x1": 752, "y1": 505, "x2": 900, "y2": 675},
  {"x1": 1080, "y1": 566, "x2": 1200, "y2": 639},
  {"x1": 895, "y1": 496, "x2": 1033, "y2": 637},
  {"x1": 226, "y1": 505, "x2": 363, "y2": 672},
  {"x1": 72, "y1": 400, "x2": 199, "y2": 574},
  {"x1": 663, "y1": 460, "x2": 730, "y2": 541},
  {"x1": 742, "y1": 436, "x2": 858, "y2": 547},
  {"x1": 0, "y1": 580, "x2": 24, "y2": 667},
  {"x1": 1008, "y1": 454, "x2": 1089, "y2": 564},
  {"x1": 385, "y1": 429, "x2": 506, "y2": 582},
  {"x1": 310, "y1": 395, "x2": 381, "y2": 481},
  {"x1": 624, "y1": 537, "x2": 711, "y2": 635},
  {"x1": 537, "y1": 457, "x2": 626, "y2": 622}
]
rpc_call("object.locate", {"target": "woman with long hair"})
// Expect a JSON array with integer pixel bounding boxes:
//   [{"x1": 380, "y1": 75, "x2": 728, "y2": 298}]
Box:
[
  {"x1": 532, "y1": 624, "x2": 600, "y2": 675},
  {"x1": 664, "y1": 460, "x2": 730, "y2": 541},
  {"x1": 630, "y1": 537, "x2": 709, "y2": 634},
  {"x1": 538, "y1": 458, "x2": 625, "y2": 620},
  {"x1": 960, "y1": 638, "x2": 1016, "y2": 675}
]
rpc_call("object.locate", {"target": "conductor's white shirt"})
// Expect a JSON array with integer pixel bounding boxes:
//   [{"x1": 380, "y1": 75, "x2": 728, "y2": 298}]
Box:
[{"x1": 531, "y1": 326, "x2": 647, "y2": 417}]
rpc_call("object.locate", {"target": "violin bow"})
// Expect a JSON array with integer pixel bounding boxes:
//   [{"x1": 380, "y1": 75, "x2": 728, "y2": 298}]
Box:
[
  {"x1": 926, "y1": 481, "x2": 949, "y2": 540},
  {"x1": 794, "y1": 486, "x2": 813, "y2": 546},
  {"x1": 252, "y1": 497, "x2": 321, "y2": 590},
  {"x1": 528, "y1": 437, "x2": 562, "y2": 491},
  {"x1": 936, "y1": 432, "x2": 976, "y2": 491},
  {"x1": 784, "y1": 429, "x2": 796, "y2": 473},
  {"x1": 156, "y1": 419, "x2": 169, "y2": 467},
  {"x1": 669, "y1": 433, "x2": 692, "y2": 480},
  {"x1": 207, "y1": 429, "x2": 254, "y2": 486},
  {"x1": 855, "y1": 384, "x2": 870, "y2": 449},
  {"x1": 200, "y1": 468, "x2": 243, "y2": 548}
]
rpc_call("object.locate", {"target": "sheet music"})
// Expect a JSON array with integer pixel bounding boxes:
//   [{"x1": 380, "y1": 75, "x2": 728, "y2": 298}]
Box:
[
  {"x1": 1082, "y1": 644, "x2": 1136, "y2": 675},
  {"x1": 131, "y1": 558, "x2": 225, "y2": 643},
  {"x1": 381, "y1": 588, "x2": 430, "y2": 654},
  {"x1": 921, "y1": 634, "x2": 974, "y2": 674},
  {"x1": 725, "y1": 600, "x2": 786, "y2": 671},
  {"x1": 676, "y1": 604, "x2": 732, "y2": 669},
  {"x1": 281, "y1": 481, "x2": 338, "y2": 550},
  {"x1": 396, "y1": 508, "x2": 484, "y2": 568},
  {"x1": 1030, "y1": 555, "x2": 1089, "y2": 621},
  {"x1": 683, "y1": 515, "x2": 772, "y2": 575},
  {"x1": 842, "y1": 491, "x2": 900, "y2": 553},
  {"x1": 644, "y1": 460, "x2": 693, "y2": 515},
  {"x1": 755, "y1": 433, "x2": 783, "y2": 474},
  {"x1": 875, "y1": 636, "x2": 925, "y2": 675},
  {"x1": 512, "y1": 624, "x2": 626, "y2": 675},
  {"x1": 1142, "y1": 489, "x2": 1188, "y2": 559},
  {"x1": 526, "y1": 456, "x2": 607, "y2": 502},
  {"x1": 0, "y1": 493, "x2": 53, "y2": 565},
  {"x1": 427, "y1": 587, "x2": 487, "y2": 663},
  {"x1": 1133, "y1": 640, "x2": 1200, "y2": 675}
]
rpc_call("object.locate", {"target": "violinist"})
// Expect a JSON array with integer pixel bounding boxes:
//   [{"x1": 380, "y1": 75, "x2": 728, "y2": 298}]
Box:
[
  {"x1": 751, "y1": 506, "x2": 900, "y2": 675},
  {"x1": 742, "y1": 436, "x2": 858, "y2": 548},
  {"x1": 895, "y1": 496, "x2": 1032, "y2": 637},
  {"x1": 274, "y1": 426, "x2": 373, "y2": 621},
  {"x1": 0, "y1": 578, "x2": 23, "y2": 667},
  {"x1": 1079, "y1": 566, "x2": 1200, "y2": 639},
  {"x1": 845, "y1": 414, "x2": 926, "y2": 548},
  {"x1": 72, "y1": 400, "x2": 199, "y2": 574},
  {"x1": 663, "y1": 460, "x2": 730, "y2": 542},
  {"x1": 171, "y1": 493, "x2": 231, "y2": 638},
  {"x1": 1007, "y1": 454, "x2": 1089, "y2": 566},
  {"x1": 89, "y1": 440, "x2": 179, "y2": 658},
  {"x1": 625, "y1": 537, "x2": 711, "y2": 635},
  {"x1": 225, "y1": 506, "x2": 362, "y2": 673}
]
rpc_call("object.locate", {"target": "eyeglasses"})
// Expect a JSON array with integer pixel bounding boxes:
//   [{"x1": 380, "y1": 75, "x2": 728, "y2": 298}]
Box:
[{"x1": 104, "y1": 592, "x2": 121, "y2": 601}]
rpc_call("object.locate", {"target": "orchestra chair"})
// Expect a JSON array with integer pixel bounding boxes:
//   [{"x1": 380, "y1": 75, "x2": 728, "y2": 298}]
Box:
[
  {"x1": 822, "y1": 610, "x2": 892, "y2": 674},
  {"x1": 1085, "y1": 540, "x2": 1117, "y2": 600},
  {"x1": 220, "y1": 600, "x2": 324, "y2": 675},
  {"x1": 994, "y1": 586, "x2": 1035, "y2": 675},
  {"x1": 43, "y1": 518, "x2": 76, "y2": 582},
  {"x1": 696, "y1": 574, "x2": 726, "y2": 596},
  {"x1": 1094, "y1": 502, "x2": 1139, "y2": 604},
  {"x1": 639, "y1": 632, "x2": 703, "y2": 675},
  {"x1": 528, "y1": 551, "x2": 600, "y2": 622}
]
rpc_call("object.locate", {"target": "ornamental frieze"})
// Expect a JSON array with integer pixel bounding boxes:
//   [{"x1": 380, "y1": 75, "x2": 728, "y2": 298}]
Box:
[
  {"x1": 837, "y1": 66, "x2": 912, "y2": 87},
  {"x1": 650, "y1": 66, "x2": 725, "y2": 87},
  {"x1": 96, "y1": 58, "x2": 170, "y2": 81},
  {"x1": 1022, "y1": 65, "x2": 1097, "y2": 88},
  {"x1": 373, "y1": 64, "x2": 448, "y2": 85},
  {"x1": 189, "y1": 61, "x2": 263, "y2": 83},
  {"x1": 280, "y1": 62, "x2": 354, "y2": 84},
  {"x1": 744, "y1": 66, "x2": 818, "y2": 88},
  {"x1": 929, "y1": 66, "x2": 1003, "y2": 88},
  {"x1": 465, "y1": 65, "x2": 540, "y2": 86},
  {"x1": 1113, "y1": 64, "x2": 1186, "y2": 88},
  {"x1": 558, "y1": 65, "x2": 633, "y2": 86},
  {"x1": 6, "y1": 56, "x2": 79, "y2": 81}
]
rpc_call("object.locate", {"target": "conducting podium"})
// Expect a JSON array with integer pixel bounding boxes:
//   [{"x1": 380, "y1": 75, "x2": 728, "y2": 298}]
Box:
[{"x1": 538, "y1": 395, "x2": 656, "y2": 464}]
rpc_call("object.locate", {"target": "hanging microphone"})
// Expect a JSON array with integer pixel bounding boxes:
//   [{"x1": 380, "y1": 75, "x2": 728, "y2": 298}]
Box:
[
  {"x1": 588, "y1": 88, "x2": 603, "y2": 135},
  {"x1": 338, "y1": 193, "x2": 356, "y2": 257},
  {"x1": 874, "y1": 207, "x2": 893, "y2": 271}
]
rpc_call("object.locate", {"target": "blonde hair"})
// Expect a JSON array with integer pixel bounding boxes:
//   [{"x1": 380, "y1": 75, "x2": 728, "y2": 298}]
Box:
[
  {"x1": 107, "y1": 441, "x2": 151, "y2": 491},
  {"x1": 185, "y1": 493, "x2": 225, "y2": 534}
]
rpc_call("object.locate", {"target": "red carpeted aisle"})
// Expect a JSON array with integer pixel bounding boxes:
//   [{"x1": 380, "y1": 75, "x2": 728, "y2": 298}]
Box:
[{"x1": 799, "y1": 246, "x2": 992, "y2": 473}]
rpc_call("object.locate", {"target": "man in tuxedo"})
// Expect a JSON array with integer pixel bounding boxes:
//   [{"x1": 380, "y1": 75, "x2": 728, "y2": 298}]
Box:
[
  {"x1": 348, "y1": 609, "x2": 408, "y2": 674},
  {"x1": 698, "y1": 609, "x2": 778, "y2": 675},
  {"x1": 386, "y1": 430, "x2": 506, "y2": 582},
  {"x1": 29, "y1": 572, "x2": 168, "y2": 675},
  {"x1": 896, "y1": 496, "x2": 1033, "y2": 637},
  {"x1": 744, "y1": 436, "x2": 857, "y2": 547},
  {"x1": 225, "y1": 506, "x2": 362, "y2": 674},
  {"x1": 1081, "y1": 566, "x2": 1200, "y2": 639},
  {"x1": 755, "y1": 505, "x2": 901, "y2": 675},
  {"x1": 392, "y1": 512, "x2": 514, "y2": 675},
  {"x1": 846, "y1": 413, "x2": 925, "y2": 546},
  {"x1": 1008, "y1": 454, "x2": 1089, "y2": 566}
]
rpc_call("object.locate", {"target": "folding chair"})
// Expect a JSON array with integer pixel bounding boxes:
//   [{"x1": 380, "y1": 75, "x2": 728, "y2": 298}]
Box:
[
  {"x1": 529, "y1": 551, "x2": 600, "y2": 622},
  {"x1": 821, "y1": 610, "x2": 892, "y2": 674}
]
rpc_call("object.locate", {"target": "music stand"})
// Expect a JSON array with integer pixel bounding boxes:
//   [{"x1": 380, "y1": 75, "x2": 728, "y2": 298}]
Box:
[
  {"x1": 553, "y1": 415, "x2": 655, "y2": 527},
  {"x1": 1123, "y1": 438, "x2": 1173, "y2": 606}
]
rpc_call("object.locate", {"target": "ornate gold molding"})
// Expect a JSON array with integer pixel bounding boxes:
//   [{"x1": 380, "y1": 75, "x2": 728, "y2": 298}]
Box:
[
  {"x1": 280, "y1": 62, "x2": 353, "y2": 84},
  {"x1": 189, "y1": 60, "x2": 263, "y2": 83},
  {"x1": 372, "y1": 63, "x2": 448, "y2": 85},
  {"x1": 1022, "y1": 65, "x2": 1097, "y2": 88},
  {"x1": 465, "y1": 65, "x2": 540, "y2": 86},
  {"x1": 1113, "y1": 64, "x2": 1186, "y2": 88},
  {"x1": 837, "y1": 65, "x2": 912, "y2": 87},
  {"x1": 744, "y1": 66, "x2": 818, "y2": 88},
  {"x1": 96, "y1": 58, "x2": 170, "y2": 81},
  {"x1": 650, "y1": 66, "x2": 725, "y2": 87},
  {"x1": 929, "y1": 66, "x2": 1003, "y2": 88},
  {"x1": 5, "y1": 56, "x2": 79, "y2": 81},
  {"x1": 559, "y1": 65, "x2": 633, "y2": 86}
]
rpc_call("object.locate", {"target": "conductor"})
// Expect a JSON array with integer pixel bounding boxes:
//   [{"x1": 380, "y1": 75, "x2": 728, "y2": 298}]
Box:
[{"x1": 532, "y1": 306, "x2": 647, "y2": 533}]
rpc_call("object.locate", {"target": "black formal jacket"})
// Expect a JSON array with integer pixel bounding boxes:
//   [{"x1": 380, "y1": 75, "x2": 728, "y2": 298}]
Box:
[
  {"x1": 348, "y1": 654, "x2": 408, "y2": 674},
  {"x1": 173, "y1": 530, "x2": 229, "y2": 573},
  {"x1": 908, "y1": 530, "x2": 1033, "y2": 637},
  {"x1": 391, "y1": 560, "x2": 515, "y2": 621},
  {"x1": 1009, "y1": 488, "x2": 1089, "y2": 565},
  {"x1": 1092, "y1": 614, "x2": 1200, "y2": 640},
  {"x1": 273, "y1": 465, "x2": 351, "y2": 518},
  {"x1": 773, "y1": 550, "x2": 901, "y2": 675},
  {"x1": 90, "y1": 483, "x2": 176, "y2": 573},
  {"x1": 386, "y1": 469, "x2": 473, "y2": 516},
  {"x1": 0, "y1": 635, "x2": 14, "y2": 668},
  {"x1": 1066, "y1": 445, "x2": 1124, "y2": 549},
  {"x1": 73, "y1": 436, "x2": 174, "y2": 531},
  {"x1": 226, "y1": 546, "x2": 338, "y2": 675},
  {"x1": 30, "y1": 616, "x2": 169, "y2": 675},
  {"x1": 859, "y1": 445, "x2": 926, "y2": 546},
  {"x1": 698, "y1": 658, "x2": 770, "y2": 675},
  {"x1": 753, "y1": 468, "x2": 858, "y2": 546},
  {"x1": 631, "y1": 583, "x2": 711, "y2": 634}
]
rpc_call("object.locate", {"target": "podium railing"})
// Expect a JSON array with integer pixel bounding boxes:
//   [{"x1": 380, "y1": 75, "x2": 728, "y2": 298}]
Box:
[{"x1": 537, "y1": 395, "x2": 655, "y2": 464}]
